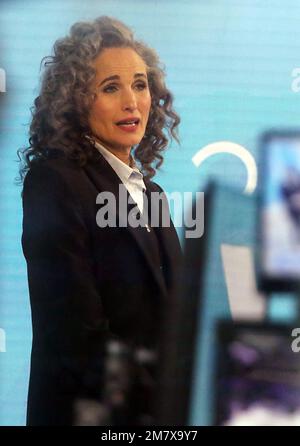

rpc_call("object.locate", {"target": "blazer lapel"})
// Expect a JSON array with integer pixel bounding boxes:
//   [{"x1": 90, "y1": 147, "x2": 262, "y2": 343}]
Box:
[
  {"x1": 144, "y1": 180, "x2": 182, "y2": 295},
  {"x1": 82, "y1": 149, "x2": 169, "y2": 299}
]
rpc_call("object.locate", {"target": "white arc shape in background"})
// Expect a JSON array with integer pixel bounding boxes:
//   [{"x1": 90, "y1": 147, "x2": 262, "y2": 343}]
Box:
[{"x1": 192, "y1": 141, "x2": 257, "y2": 194}]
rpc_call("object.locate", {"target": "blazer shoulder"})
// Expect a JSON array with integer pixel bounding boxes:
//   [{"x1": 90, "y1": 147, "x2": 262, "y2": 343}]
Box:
[
  {"x1": 22, "y1": 156, "x2": 89, "y2": 199},
  {"x1": 24, "y1": 156, "x2": 82, "y2": 181}
]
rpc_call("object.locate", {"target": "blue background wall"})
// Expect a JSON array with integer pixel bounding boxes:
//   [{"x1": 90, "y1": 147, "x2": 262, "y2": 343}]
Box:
[{"x1": 1, "y1": 0, "x2": 300, "y2": 425}]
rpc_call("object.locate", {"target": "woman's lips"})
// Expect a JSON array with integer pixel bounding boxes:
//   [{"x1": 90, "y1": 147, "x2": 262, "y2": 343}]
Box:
[{"x1": 115, "y1": 121, "x2": 140, "y2": 133}]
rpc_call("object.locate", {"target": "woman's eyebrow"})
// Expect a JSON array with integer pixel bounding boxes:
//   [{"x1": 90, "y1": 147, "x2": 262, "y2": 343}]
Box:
[{"x1": 99, "y1": 72, "x2": 147, "y2": 86}]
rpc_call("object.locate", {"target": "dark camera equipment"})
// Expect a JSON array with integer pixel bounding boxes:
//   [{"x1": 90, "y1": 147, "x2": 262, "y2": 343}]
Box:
[{"x1": 73, "y1": 340, "x2": 157, "y2": 426}]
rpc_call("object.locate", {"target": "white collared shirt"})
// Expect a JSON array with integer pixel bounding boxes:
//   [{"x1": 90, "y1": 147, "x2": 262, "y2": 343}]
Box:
[{"x1": 93, "y1": 140, "x2": 146, "y2": 215}]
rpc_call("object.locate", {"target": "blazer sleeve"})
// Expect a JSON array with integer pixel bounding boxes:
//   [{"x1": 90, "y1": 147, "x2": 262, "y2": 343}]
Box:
[{"x1": 22, "y1": 162, "x2": 116, "y2": 397}]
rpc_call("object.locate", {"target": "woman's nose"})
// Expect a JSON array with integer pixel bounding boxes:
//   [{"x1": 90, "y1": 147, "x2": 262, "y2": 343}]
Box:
[{"x1": 121, "y1": 89, "x2": 137, "y2": 112}]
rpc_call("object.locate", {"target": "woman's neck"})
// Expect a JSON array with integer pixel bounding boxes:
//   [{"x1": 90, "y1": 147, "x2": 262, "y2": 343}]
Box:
[{"x1": 94, "y1": 137, "x2": 132, "y2": 166}]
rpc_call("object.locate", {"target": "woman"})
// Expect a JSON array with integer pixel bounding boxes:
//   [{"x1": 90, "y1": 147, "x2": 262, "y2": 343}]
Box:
[{"x1": 20, "y1": 16, "x2": 181, "y2": 426}]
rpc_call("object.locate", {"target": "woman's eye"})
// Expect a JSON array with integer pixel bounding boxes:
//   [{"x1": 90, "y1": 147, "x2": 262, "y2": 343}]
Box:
[
  {"x1": 101, "y1": 82, "x2": 147, "y2": 93},
  {"x1": 135, "y1": 82, "x2": 147, "y2": 91},
  {"x1": 102, "y1": 84, "x2": 118, "y2": 93}
]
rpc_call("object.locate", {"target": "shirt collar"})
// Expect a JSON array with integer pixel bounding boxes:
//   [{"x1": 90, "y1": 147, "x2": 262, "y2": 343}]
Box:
[{"x1": 91, "y1": 138, "x2": 144, "y2": 184}]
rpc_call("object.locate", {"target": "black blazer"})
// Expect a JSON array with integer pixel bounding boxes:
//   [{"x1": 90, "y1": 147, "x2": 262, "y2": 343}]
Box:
[{"x1": 22, "y1": 146, "x2": 182, "y2": 425}]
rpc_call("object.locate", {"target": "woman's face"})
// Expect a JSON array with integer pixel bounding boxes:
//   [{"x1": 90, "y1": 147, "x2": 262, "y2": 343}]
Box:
[{"x1": 88, "y1": 47, "x2": 151, "y2": 155}]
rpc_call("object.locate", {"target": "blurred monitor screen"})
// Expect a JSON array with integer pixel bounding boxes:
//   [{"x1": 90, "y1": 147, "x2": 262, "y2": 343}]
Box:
[
  {"x1": 260, "y1": 130, "x2": 300, "y2": 290},
  {"x1": 214, "y1": 322, "x2": 300, "y2": 426}
]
